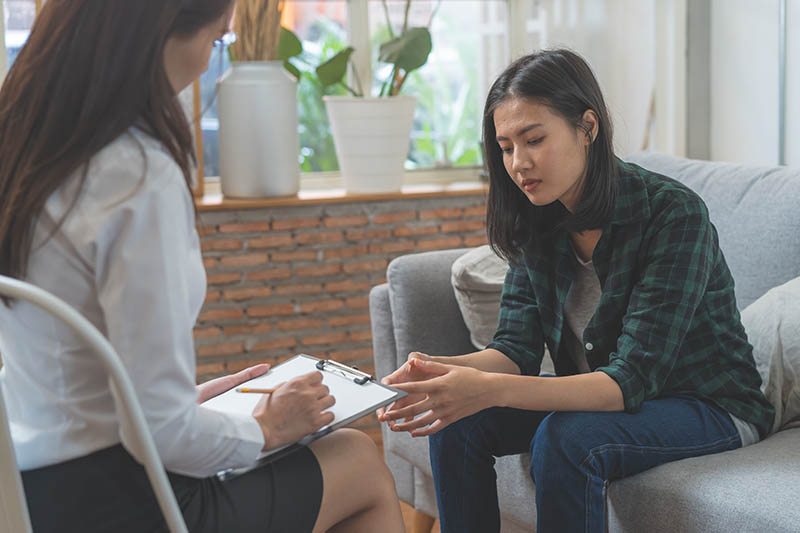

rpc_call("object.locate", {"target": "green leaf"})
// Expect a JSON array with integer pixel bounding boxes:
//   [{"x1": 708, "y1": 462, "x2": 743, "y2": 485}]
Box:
[
  {"x1": 455, "y1": 147, "x2": 480, "y2": 166},
  {"x1": 283, "y1": 59, "x2": 301, "y2": 80},
  {"x1": 278, "y1": 27, "x2": 303, "y2": 61},
  {"x1": 315, "y1": 47, "x2": 354, "y2": 88},
  {"x1": 378, "y1": 27, "x2": 432, "y2": 73}
]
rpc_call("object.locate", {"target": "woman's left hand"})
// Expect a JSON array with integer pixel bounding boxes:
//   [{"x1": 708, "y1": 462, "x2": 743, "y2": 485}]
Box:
[
  {"x1": 381, "y1": 358, "x2": 496, "y2": 437},
  {"x1": 196, "y1": 363, "x2": 271, "y2": 404}
]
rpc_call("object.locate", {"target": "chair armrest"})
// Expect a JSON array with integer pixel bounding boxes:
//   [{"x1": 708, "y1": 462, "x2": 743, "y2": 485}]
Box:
[{"x1": 386, "y1": 249, "x2": 477, "y2": 369}]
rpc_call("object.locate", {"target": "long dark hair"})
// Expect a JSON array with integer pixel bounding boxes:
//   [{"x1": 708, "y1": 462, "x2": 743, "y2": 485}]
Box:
[
  {"x1": 0, "y1": 0, "x2": 232, "y2": 289},
  {"x1": 484, "y1": 49, "x2": 618, "y2": 264}
]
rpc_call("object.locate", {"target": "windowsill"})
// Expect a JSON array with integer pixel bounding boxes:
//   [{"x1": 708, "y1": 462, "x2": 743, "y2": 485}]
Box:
[{"x1": 195, "y1": 169, "x2": 489, "y2": 211}]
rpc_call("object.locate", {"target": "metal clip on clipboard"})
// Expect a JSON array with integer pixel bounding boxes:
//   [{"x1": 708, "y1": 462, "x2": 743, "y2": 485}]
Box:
[{"x1": 315, "y1": 359, "x2": 373, "y2": 385}]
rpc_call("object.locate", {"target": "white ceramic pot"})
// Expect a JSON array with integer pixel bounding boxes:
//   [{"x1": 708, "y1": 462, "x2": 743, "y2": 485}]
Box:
[
  {"x1": 323, "y1": 95, "x2": 416, "y2": 193},
  {"x1": 218, "y1": 61, "x2": 299, "y2": 197}
]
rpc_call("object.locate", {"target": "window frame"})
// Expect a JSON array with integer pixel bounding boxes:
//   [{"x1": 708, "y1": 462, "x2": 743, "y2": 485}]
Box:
[{"x1": 196, "y1": 0, "x2": 527, "y2": 192}]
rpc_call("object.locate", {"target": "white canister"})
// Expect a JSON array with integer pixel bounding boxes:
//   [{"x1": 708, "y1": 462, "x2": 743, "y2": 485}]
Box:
[
  {"x1": 324, "y1": 95, "x2": 416, "y2": 193},
  {"x1": 218, "y1": 61, "x2": 300, "y2": 197}
]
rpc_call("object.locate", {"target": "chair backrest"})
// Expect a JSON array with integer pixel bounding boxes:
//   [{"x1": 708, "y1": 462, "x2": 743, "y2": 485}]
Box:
[
  {"x1": 0, "y1": 378, "x2": 32, "y2": 533},
  {"x1": 0, "y1": 275, "x2": 188, "y2": 533}
]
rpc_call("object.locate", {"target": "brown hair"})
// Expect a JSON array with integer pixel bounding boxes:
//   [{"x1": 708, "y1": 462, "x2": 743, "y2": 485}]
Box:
[{"x1": 0, "y1": 0, "x2": 232, "y2": 292}]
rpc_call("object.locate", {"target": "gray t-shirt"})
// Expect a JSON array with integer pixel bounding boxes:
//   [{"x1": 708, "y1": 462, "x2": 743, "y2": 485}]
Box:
[{"x1": 563, "y1": 245, "x2": 758, "y2": 447}]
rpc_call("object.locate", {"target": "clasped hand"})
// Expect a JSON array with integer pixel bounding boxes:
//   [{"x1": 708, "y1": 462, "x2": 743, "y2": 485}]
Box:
[{"x1": 377, "y1": 352, "x2": 492, "y2": 437}]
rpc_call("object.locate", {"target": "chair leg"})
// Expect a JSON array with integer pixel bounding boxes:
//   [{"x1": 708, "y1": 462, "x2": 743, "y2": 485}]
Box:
[{"x1": 412, "y1": 509, "x2": 435, "y2": 533}]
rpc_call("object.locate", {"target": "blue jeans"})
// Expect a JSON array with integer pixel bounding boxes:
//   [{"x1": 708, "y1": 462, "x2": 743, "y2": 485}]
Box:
[{"x1": 428, "y1": 396, "x2": 741, "y2": 533}]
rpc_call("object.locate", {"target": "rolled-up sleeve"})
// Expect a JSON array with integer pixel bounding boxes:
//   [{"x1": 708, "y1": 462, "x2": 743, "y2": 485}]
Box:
[
  {"x1": 486, "y1": 263, "x2": 545, "y2": 376},
  {"x1": 94, "y1": 152, "x2": 264, "y2": 477},
  {"x1": 597, "y1": 198, "x2": 714, "y2": 412}
]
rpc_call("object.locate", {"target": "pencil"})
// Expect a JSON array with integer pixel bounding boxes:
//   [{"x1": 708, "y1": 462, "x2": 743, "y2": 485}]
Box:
[{"x1": 236, "y1": 387, "x2": 277, "y2": 394}]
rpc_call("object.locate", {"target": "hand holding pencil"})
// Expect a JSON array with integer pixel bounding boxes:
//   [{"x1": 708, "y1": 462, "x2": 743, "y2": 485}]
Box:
[
  {"x1": 250, "y1": 370, "x2": 335, "y2": 451},
  {"x1": 236, "y1": 386, "x2": 278, "y2": 394}
]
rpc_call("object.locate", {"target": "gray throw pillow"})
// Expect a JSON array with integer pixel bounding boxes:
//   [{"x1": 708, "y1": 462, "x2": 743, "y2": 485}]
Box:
[
  {"x1": 451, "y1": 245, "x2": 508, "y2": 349},
  {"x1": 451, "y1": 245, "x2": 554, "y2": 374},
  {"x1": 740, "y1": 275, "x2": 800, "y2": 433}
]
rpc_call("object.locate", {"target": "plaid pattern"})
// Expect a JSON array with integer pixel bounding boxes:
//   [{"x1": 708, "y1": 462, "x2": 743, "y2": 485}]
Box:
[{"x1": 487, "y1": 160, "x2": 775, "y2": 438}]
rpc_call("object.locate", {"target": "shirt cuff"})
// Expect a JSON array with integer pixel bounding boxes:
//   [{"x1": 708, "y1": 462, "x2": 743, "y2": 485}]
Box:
[
  {"x1": 596, "y1": 361, "x2": 645, "y2": 412},
  {"x1": 486, "y1": 340, "x2": 541, "y2": 376},
  {"x1": 222, "y1": 410, "x2": 266, "y2": 464}
]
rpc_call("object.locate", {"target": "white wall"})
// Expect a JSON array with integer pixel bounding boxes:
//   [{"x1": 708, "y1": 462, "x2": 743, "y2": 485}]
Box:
[
  {"x1": 710, "y1": 0, "x2": 781, "y2": 165},
  {"x1": 541, "y1": 0, "x2": 656, "y2": 158},
  {"x1": 787, "y1": 0, "x2": 799, "y2": 166}
]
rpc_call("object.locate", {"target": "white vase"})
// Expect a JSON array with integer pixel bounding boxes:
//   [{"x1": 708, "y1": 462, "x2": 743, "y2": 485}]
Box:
[
  {"x1": 218, "y1": 61, "x2": 299, "y2": 197},
  {"x1": 324, "y1": 95, "x2": 416, "y2": 193}
]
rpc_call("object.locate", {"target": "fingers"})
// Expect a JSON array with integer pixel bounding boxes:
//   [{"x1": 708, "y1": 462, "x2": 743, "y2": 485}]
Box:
[
  {"x1": 296, "y1": 370, "x2": 324, "y2": 385},
  {"x1": 239, "y1": 363, "x2": 270, "y2": 380},
  {"x1": 382, "y1": 398, "x2": 431, "y2": 421},
  {"x1": 393, "y1": 379, "x2": 437, "y2": 394},
  {"x1": 315, "y1": 410, "x2": 335, "y2": 428},
  {"x1": 317, "y1": 392, "x2": 336, "y2": 411},
  {"x1": 390, "y1": 410, "x2": 438, "y2": 432},
  {"x1": 408, "y1": 351, "x2": 430, "y2": 361},
  {"x1": 409, "y1": 358, "x2": 450, "y2": 376},
  {"x1": 381, "y1": 363, "x2": 411, "y2": 385},
  {"x1": 410, "y1": 418, "x2": 447, "y2": 437},
  {"x1": 381, "y1": 352, "x2": 427, "y2": 384}
]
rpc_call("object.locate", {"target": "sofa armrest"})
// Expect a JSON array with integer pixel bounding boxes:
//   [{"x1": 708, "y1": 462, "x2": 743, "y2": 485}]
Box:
[
  {"x1": 386, "y1": 249, "x2": 477, "y2": 369},
  {"x1": 369, "y1": 283, "x2": 398, "y2": 381}
]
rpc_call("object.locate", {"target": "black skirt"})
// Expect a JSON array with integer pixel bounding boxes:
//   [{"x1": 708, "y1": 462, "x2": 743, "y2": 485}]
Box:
[{"x1": 21, "y1": 443, "x2": 324, "y2": 533}]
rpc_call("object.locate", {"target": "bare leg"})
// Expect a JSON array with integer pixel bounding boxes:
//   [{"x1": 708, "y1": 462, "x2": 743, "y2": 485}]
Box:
[
  {"x1": 310, "y1": 429, "x2": 404, "y2": 533},
  {"x1": 412, "y1": 510, "x2": 435, "y2": 533}
]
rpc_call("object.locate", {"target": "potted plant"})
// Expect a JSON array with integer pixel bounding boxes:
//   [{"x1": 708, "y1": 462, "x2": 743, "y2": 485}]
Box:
[
  {"x1": 217, "y1": 0, "x2": 302, "y2": 197},
  {"x1": 304, "y1": 0, "x2": 435, "y2": 193}
]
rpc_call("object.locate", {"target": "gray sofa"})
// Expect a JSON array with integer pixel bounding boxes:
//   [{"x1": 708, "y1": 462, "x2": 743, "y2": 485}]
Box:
[{"x1": 369, "y1": 152, "x2": 800, "y2": 532}]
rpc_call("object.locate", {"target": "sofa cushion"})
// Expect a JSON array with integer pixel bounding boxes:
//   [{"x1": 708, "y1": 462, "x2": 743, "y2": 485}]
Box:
[
  {"x1": 450, "y1": 245, "x2": 555, "y2": 374},
  {"x1": 451, "y1": 245, "x2": 509, "y2": 349},
  {"x1": 607, "y1": 427, "x2": 800, "y2": 532},
  {"x1": 625, "y1": 152, "x2": 800, "y2": 309},
  {"x1": 740, "y1": 275, "x2": 800, "y2": 432}
]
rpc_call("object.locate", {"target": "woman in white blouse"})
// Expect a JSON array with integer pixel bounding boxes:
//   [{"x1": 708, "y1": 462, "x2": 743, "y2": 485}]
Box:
[{"x1": 0, "y1": 1, "x2": 403, "y2": 532}]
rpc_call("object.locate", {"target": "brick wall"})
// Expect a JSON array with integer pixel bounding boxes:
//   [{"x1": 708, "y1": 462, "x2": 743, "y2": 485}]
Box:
[{"x1": 195, "y1": 193, "x2": 488, "y2": 441}]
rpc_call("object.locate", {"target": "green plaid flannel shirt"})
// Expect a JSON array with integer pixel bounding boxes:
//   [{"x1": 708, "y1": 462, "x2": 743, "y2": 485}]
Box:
[{"x1": 487, "y1": 160, "x2": 775, "y2": 438}]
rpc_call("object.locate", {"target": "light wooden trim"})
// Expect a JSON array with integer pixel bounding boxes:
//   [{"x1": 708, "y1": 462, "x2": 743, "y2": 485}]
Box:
[
  {"x1": 195, "y1": 180, "x2": 488, "y2": 211},
  {"x1": 192, "y1": 80, "x2": 205, "y2": 197},
  {"x1": 35, "y1": 0, "x2": 43, "y2": 15}
]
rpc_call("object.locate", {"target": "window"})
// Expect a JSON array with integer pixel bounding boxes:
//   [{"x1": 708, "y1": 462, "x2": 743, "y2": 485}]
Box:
[
  {"x1": 368, "y1": 1, "x2": 500, "y2": 170},
  {"x1": 198, "y1": 1, "x2": 351, "y2": 177},
  {"x1": 198, "y1": 0, "x2": 506, "y2": 184},
  {"x1": 1, "y1": 1, "x2": 538, "y2": 186},
  {"x1": 2, "y1": 0, "x2": 35, "y2": 69}
]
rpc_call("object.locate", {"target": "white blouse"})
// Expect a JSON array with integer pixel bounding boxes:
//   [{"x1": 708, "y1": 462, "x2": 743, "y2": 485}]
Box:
[{"x1": 0, "y1": 128, "x2": 264, "y2": 477}]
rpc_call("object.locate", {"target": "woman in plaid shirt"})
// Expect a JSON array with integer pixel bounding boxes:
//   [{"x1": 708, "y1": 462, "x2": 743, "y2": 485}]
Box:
[{"x1": 379, "y1": 49, "x2": 774, "y2": 533}]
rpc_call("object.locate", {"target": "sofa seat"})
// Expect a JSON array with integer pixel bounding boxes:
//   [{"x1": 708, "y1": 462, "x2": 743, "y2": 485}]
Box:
[{"x1": 608, "y1": 427, "x2": 800, "y2": 532}]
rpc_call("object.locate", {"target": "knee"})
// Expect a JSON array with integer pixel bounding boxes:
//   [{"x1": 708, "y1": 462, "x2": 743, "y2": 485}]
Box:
[
  {"x1": 334, "y1": 429, "x2": 396, "y2": 489},
  {"x1": 334, "y1": 428, "x2": 383, "y2": 464},
  {"x1": 429, "y1": 408, "x2": 500, "y2": 459},
  {"x1": 530, "y1": 412, "x2": 592, "y2": 480}
]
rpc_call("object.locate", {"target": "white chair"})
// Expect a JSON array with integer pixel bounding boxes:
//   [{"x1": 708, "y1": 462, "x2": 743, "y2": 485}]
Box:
[{"x1": 0, "y1": 275, "x2": 188, "y2": 533}]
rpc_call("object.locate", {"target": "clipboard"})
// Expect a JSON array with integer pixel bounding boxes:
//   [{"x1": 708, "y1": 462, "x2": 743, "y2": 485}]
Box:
[{"x1": 201, "y1": 354, "x2": 406, "y2": 480}]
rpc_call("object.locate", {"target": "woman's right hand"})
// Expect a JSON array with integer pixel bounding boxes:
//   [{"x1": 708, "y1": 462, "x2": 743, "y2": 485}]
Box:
[
  {"x1": 376, "y1": 351, "x2": 436, "y2": 421},
  {"x1": 252, "y1": 371, "x2": 335, "y2": 451}
]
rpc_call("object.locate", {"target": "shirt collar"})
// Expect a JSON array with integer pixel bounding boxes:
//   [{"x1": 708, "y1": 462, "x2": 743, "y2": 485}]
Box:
[{"x1": 606, "y1": 159, "x2": 651, "y2": 227}]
